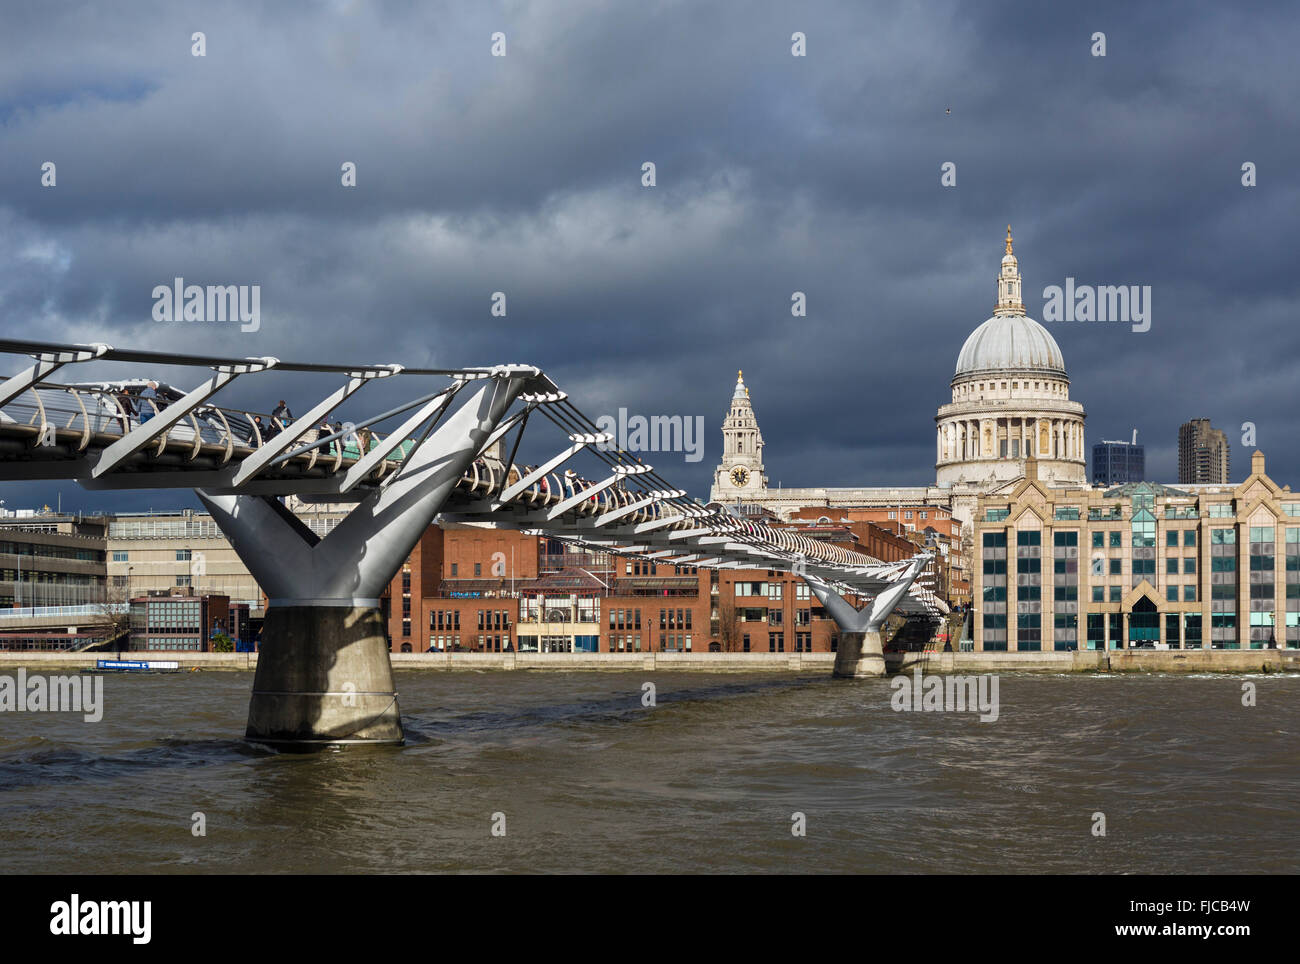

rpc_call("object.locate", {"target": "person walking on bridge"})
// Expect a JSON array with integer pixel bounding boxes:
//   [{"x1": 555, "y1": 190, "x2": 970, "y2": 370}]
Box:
[
  {"x1": 271, "y1": 399, "x2": 293, "y2": 435},
  {"x1": 138, "y1": 382, "x2": 159, "y2": 424}
]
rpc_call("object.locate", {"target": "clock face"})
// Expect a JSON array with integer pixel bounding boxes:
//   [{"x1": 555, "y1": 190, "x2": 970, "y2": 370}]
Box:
[{"x1": 730, "y1": 467, "x2": 749, "y2": 487}]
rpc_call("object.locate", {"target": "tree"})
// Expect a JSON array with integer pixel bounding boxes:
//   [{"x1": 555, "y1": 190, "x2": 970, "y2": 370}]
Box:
[
  {"x1": 210, "y1": 631, "x2": 234, "y2": 653},
  {"x1": 716, "y1": 596, "x2": 742, "y2": 652},
  {"x1": 87, "y1": 579, "x2": 133, "y2": 653}
]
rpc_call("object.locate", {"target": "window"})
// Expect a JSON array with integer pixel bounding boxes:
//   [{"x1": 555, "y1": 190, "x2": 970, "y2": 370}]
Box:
[
  {"x1": 1109, "y1": 532, "x2": 1122, "y2": 548},
  {"x1": 1092, "y1": 532, "x2": 1104, "y2": 549},
  {"x1": 1166, "y1": 531, "x2": 1180, "y2": 547},
  {"x1": 1109, "y1": 586, "x2": 1122, "y2": 603},
  {"x1": 175, "y1": 549, "x2": 192, "y2": 561},
  {"x1": 474, "y1": 563, "x2": 482, "y2": 577},
  {"x1": 450, "y1": 563, "x2": 458, "y2": 577},
  {"x1": 1166, "y1": 558, "x2": 1179, "y2": 575},
  {"x1": 175, "y1": 575, "x2": 191, "y2": 587},
  {"x1": 986, "y1": 509, "x2": 1010, "y2": 522},
  {"x1": 112, "y1": 550, "x2": 129, "y2": 562},
  {"x1": 1184, "y1": 585, "x2": 1197, "y2": 602},
  {"x1": 1185, "y1": 530, "x2": 1197, "y2": 547}
]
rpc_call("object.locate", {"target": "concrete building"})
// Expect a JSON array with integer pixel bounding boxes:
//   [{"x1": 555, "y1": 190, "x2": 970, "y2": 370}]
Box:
[
  {"x1": 1179, "y1": 418, "x2": 1230, "y2": 484},
  {"x1": 972, "y1": 451, "x2": 1298, "y2": 652},
  {"x1": 0, "y1": 512, "x2": 113, "y2": 651},
  {"x1": 106, "y1": 501, "x2": 350, "y2": 607},
  {"x1": 0, "y1": 512, "x2": 108, "y2": 608},
  {"x1": 1093, "y1": 433, "x2": 1145, "y2": 486}
]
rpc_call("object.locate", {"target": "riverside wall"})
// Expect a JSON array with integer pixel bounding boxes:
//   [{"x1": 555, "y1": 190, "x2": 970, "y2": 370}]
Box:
[{"x1": 2, "y1": 649, "x2": 1299, "y2": 673}]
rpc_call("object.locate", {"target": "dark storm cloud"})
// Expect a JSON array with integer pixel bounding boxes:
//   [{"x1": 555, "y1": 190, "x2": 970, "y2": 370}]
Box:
[{"x1": 1, "y1": 0, "x2": 1298, "y2": 512}]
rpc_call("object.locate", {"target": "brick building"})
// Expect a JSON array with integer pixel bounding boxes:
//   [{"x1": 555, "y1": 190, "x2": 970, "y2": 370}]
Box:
[{"x1": 383, "y1": 523, "x2": 923, "y2": 655}]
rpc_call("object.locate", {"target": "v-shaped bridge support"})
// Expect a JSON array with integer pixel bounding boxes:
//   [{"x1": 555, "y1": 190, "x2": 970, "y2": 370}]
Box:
[
  {"x1": 803, "y1": 555, "x2": 929, "y2": 677},
  {"x1": 195, "y1": 373, "x2": 532, "y2": 748}
]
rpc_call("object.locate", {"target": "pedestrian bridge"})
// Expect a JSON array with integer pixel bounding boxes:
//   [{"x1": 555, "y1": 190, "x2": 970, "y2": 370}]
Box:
[{"x1": 0, "y1": 337, "x2": 944, "y2": 747}]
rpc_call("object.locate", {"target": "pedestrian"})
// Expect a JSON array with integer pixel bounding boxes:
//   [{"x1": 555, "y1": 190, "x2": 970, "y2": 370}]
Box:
[
  {"x1": 138, "y1": 381, "x2": 159, "y2": 424},
  {"x1": 116, "y1": 390, "x2": 136, "y2": 434},
  {"x1": 271, "y1": 399, "x2": 293, "y2": 436},
  {"x1": 250, "y1": 415, "x2": 265, "y2": 444}
]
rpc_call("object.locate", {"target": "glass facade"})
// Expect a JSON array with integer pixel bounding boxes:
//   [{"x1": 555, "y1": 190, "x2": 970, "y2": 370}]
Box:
[
  {"x1": 982, "y1": 532, "x2": 1007, "y2": 651},
  {"x1": 1015, "y1": 530, "x2": 1041, "y2": 651},
  {"x1": 1092, "y1": 441, "x2": 1145, "y2": 486},
  {"x1": 1249, "y1": 526, "x2": 1276, "y2": 648},
  {"x1": 1210, "y1": 527, "x2": 1237, "y2": 647},
  {"x1": 1052, "y1": 531, "x2": 1078, "y2": 650}
]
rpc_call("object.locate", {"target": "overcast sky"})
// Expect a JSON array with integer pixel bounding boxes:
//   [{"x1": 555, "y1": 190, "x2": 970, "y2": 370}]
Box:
[{"x1": 1, "y1": 0, "x2": 1298, "y2": 512}]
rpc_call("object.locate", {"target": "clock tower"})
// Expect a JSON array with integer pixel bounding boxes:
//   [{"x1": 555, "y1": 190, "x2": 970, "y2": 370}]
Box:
[{"x1": 710, "y1": 370, "x2": 768, "y2": 502}]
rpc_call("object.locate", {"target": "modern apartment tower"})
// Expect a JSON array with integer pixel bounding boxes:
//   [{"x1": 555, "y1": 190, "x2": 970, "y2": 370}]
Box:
[{"x1": 1178, "y1": 419, "x2": 1230, "y2": 485}]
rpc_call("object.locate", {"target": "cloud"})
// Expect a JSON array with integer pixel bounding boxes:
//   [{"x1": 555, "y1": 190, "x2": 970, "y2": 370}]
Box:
[{"x1": 1, "y1": 0, "x2": 1299, "y2": 508}]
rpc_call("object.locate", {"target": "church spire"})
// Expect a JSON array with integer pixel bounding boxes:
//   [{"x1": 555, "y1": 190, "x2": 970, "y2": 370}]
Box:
[{"x1": 994, "y1": 224, "x2": 1025, "y2": 316}]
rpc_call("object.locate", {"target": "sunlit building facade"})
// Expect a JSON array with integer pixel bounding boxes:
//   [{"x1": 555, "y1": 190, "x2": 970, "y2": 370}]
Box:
[{"x1": 974, "y1": 451, "x2": 1300, "y2": 651}]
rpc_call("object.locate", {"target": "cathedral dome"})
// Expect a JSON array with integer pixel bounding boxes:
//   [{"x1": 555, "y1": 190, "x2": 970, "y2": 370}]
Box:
[
  {"x1": 954, "y1": 313, "x2": 1065, "y2": 377},
  {"x1": 953, "y1": 225, "x2": 1066, "y2": 379}
]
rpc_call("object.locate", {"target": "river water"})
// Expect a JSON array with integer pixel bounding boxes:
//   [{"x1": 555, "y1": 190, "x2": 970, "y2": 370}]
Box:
[{"x1": 1, "y1": 670, "x2": 1297, "y2": 874}]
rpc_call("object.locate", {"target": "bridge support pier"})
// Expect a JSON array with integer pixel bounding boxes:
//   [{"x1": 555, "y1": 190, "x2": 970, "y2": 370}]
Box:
[
  {"x1": 803, "y1": 555, "x2": 928, "y2": 680},
  {"x1": 198, "y1": 372, "x2": 532, "y2": 750},
  {"x1": 246, "y1": 605, "x2": 400, "y2": 747},
  {"x1": 832, "y1": 631, "x2": 887, "y2": 678}
]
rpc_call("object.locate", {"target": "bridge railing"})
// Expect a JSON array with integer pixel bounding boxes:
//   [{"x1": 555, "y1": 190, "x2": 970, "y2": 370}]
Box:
[
  {"x1": 0, "y1": 603, "x2": 127, "y2": 620},
  {"x1": 0, "y1": 381, "x2": 419, "y2": 466}
]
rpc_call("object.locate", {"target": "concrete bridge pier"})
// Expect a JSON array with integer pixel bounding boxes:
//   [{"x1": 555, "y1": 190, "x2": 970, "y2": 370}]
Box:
[
  {"x1": 243, "y1": 604, "x2": 400, "y2": 746},
  {"x1": 197, "y1": 373, "x2": 532, "y2": 750},
  {"x1": 803, "y1": 555, "x2": 928, "y2": 679},
  {"x1": 830, "y1": 630, "x2": 887, "y2": 678}
]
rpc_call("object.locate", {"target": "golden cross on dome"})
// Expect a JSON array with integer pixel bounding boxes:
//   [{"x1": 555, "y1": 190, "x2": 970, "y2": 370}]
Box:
[{"x1": 1005, "y1": 225, "x2": 1014, "y2": 254}]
